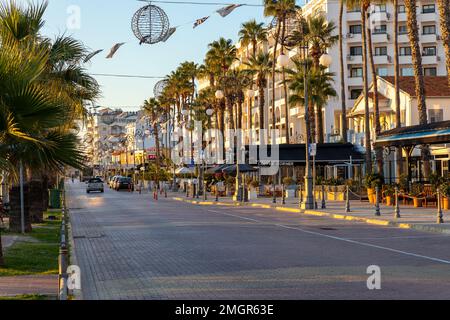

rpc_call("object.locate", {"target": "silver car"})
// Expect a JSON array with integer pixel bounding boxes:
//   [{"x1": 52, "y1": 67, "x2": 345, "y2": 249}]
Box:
[{"x1": 87, "y1": 178, "x2": 104, "y2": 193}]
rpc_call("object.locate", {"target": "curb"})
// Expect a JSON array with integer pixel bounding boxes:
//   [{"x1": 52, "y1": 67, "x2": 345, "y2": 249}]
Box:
[{"x1": 172, "y1": 197, "x2": 450, "y2": 235}]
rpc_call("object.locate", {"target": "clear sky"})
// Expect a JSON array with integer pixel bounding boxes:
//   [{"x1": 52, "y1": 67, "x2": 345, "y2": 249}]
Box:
[{"x1": 22, "y1": 0, "x2": 307, "y2": 110}]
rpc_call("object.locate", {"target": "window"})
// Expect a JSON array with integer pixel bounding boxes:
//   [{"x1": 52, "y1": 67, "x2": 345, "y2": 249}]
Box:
[
  {"x1": 400, "y1": 46, "x2": 412, "y2": 56},
  {"x1": 351, "y1": 67, "x2": 363, "y2": 78},
  {"x1": 422, "y1": 4, "x2": 435, "y2": 14},
  {"x1": 423, "y1": 46, "x2": 436, "y2": 56},
  {"x1": 348, "y1": 6, "x2": 361, "y2": 12},
  {"x1": 423, "y1": 25, "x2": 436, "y2": 35},
  {"x1": 375, "y1": 46, "x2": 387, "y2": 56},
  {"x1": 377, "y1": 67, "x2": 389, "y2": 76},
  {"x1": 349, "y1": 24, "x2": 362, "y2": 34},
  {"x1": 373, "y1": 4, "x2": 386, "y2": 12},
  {"x1": 424, "y1": 67, "x2": 437, "y2": 76},
  {"x1": 401, "y1": 67, "x2": 414, "y2": 76},
  {"x1": 373, "y1": 24, "x2": 387, "y2": 34},
  {"x1": 398, "y1": 5, "x2": 406, "y2": 13},
  {"x1": 399, "y1": 25, "x2": 408, "y2": 34},
  {"x1": 429, "y1": 109, "x2": 443, "y2": 123},
  {"x1": 350, "y1": 89, "x2": 362, "y2": 99},
  {"x1": 350, "y1": 46, "x2": 363, "y2": 56}
]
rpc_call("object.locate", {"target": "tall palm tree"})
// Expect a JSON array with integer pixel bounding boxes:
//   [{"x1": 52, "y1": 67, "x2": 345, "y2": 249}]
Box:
[
  {"x1": 393, "y1": 0, "x2": 403, "y2": 181},
  {"x1": 244, "y1": 52, "x2": 273, "y2": 143},
  {"x1": 304, "y1": 15, "x2": 338, "y2": 143},
  {"x1": 404, "y1": 0, "x2": 430, "y2": 178},
  {"x1": 437, "y1": 0, "x2": 450, "y2": 85},
  {"x1": 338, "y1": 0, "x2": 348, "y2": 142},
  {"x1": 238, "y1": 19, "x2": 268, "y2": 58},
  {"x1": 263, "y1": 0, "x2": 296, "y2": 143},
  {"x1": 143, "y1": 98, "x2": 163, "y2": 185}
]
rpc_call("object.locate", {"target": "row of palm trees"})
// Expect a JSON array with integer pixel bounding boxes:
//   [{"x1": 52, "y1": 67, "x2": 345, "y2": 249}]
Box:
[{"x1": 0, "y1": 1, "x2": 99, "y2": 265}]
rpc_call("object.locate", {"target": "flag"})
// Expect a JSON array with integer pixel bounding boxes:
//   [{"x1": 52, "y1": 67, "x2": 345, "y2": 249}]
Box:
[
  {"x1": 216, "y1": 4, "x2": 243, "y2": 18},
  {"x1": 162, "y1": 27, "x2": 177, "y2": 42},
  {"x1": 193, "y1": 16, "x2": 209, "y2": 28},
  {"x1": 84, "y1": 49, "x2": 103, "y2": 63},
  {"x1": 106, "y1": 43, "x2": 125, "y2": 59}
]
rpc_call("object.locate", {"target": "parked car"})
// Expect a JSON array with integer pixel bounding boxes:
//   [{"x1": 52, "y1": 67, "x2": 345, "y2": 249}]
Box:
[
  {"x1": 115, "y1": 177, "x2": 134, "y2": 191},
  {"x1": 87, "y1": 178, "x2": 104, "y2": 193}
]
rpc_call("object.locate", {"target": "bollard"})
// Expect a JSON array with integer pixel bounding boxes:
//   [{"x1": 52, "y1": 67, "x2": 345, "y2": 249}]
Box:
[
  {"x1": 437, "y1": 188, "x2": 444, "y2": 224},
  {"x1": 203, "y1": 181, "x2": 207, "y2": 201},
  {"x1": 299, "y1": 184, "x2": 303, "y2": 207},
  {"x1": 321, "y1": 185, "x2": 326, "y2": 209},
  {"x1": 282, "y1": 184, "x2": 286, "y2": 205},
  {"x1": 215, "y1": 184, "x2": 219, "y2": 202},
  {"x1": 165, "y1": 189, "x2": 168, "y2": 198},
  {"x1": 394, "y1": 186, "x2": 401, "y2": 218},
  {"x1": 345, "y1": 185, "x2": 351, "y2": 213},
  {"x1": 375, "y1": 186, "x2": 381, "y2": 216}
]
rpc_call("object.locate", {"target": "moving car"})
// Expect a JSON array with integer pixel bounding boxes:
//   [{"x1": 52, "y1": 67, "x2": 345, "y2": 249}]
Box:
[
  {"x1": 86, "y1": 178, "x2": 104, "y2": 193},
  {"x1": 115, "y1": 177, "x2": 134, "y2": 191},
  {"x1": 109, "y1": 176, "x2": 121, "y2": 189}
]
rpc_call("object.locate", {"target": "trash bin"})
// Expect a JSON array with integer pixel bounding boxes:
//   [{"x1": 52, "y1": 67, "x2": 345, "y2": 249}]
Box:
[{"x1": 49, "y1": 189, "x2": 61, "y2": 209}]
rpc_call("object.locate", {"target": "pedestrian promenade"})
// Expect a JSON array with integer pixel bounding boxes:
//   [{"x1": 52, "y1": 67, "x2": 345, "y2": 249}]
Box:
[{"x1": 170, "y1": 192, "x2": 450, "y2": 235}]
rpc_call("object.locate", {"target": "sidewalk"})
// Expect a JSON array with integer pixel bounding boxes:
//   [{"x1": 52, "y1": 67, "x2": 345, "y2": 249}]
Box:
[{"x1": 169, "y1": 192, "x2": 450, "y2": 235}]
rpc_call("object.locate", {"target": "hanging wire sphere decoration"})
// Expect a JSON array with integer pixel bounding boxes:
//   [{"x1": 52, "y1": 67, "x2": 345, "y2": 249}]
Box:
[
  {"x1": 131, "y1": 5, "x2": 170, "y2": 45},
  {"x1": 154, "y1": 79, "x2": 168, "y2": 99}
]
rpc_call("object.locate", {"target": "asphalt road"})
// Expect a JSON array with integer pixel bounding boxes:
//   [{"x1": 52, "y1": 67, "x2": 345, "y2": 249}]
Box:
[{"x1": 67, "y1": 181, "x2": 450, "y2": 300}]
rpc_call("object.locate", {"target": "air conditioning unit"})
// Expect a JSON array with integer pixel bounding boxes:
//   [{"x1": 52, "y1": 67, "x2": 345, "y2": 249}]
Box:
[{"x1": 347, "y1": 33, "x2": 354, "y2": 38}]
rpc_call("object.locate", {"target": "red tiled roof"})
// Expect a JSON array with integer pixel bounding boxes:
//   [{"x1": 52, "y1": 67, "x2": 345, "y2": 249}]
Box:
[{"x1": 381, "y1": 76, "x2": 450, "y2": 97}]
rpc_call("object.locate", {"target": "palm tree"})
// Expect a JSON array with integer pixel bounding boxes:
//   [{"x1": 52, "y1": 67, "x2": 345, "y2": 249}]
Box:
[
  {"x1": 338, "y1": 0, "x2": 348, "y2": 142},
  {"x1": 244, "y1": 52, "x2": 273, "y2": 143},
  {"x1": 437, "y1": 0, "x2": 450, "y2": 85},
  {"x1": 143, "y1": 98, "x2": 163, "y2": 185},
  {"x1": 304, "y1": 15, "x2": 338, "y2": 143},
  {"x1": 238, "y1": 19, "x2": 268, "y2": 58},
  {"x1": 263, "y1": 0, "x2": 296, "y2": 143},
  {"x1": 404, "y1": 0, "x2": 430, "y2": 178},
  {"x1": 393, "y1": 0, "x2": 403, "y2": 181}
]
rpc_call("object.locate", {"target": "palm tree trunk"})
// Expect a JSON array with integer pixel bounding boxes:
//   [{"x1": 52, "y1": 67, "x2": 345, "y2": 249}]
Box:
[
  {"x1": 0, "y1": 231, "x2": 4, "y2": 266},
  {"x1": 394, "y1": 0, "x2": 403, "y2": 182},
  {"x1": 339, "y1": 0, "x2": 348, "y2": 143},
  {"x1": 367, "y1": 27, "x2": 383, "y2": 175},
  {"x1": 280, "y1": 16, "x2": 290, "y2": 144},
  {"x1": 361, "y1": 4, "x2": 373, "y2": 172},
  {"x1": 405, "y1": 0, "x2": 430, "y2": 179},
  {"x1": 259, "y1": 83, "x2": 266, "y2": 144},
  {"x1": 437, "y1": 0, "x2": 450, "y2": 86},
  {"x1": 9, "y1": 182, "x2": 32, "y2": 233},
  {"x1": 312, "y1": 52, "x2": 324, "y2": 143},
  {"x1": 271, "y1": 21, "x2": 282, "y2": 142}
]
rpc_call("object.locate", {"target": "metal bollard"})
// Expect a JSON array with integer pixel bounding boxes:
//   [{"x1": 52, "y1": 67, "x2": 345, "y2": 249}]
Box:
[
  {"x1": 394, "y1": 186, "x2": 401, "y2": 218},
  {"x1": 437, "y1": 188, "x2": 444, "y2": 224},
  {"x1": 282, "y1": 184, "x2": 286, "y2": 205},
  {"x1": 299, "y1": 184, "x2": 303, "y2": 207},
  {"x1": 203, "y1": 181, "x2": 207, "y2": 201},
  {"x1": 321, "y1": 185, "x2": 326, "y2": 209},
  {"x1": 375, "y1": 186, "x2": 381, "y2": 216},
  {"x1": 345, "y1": 185, "x2": 351, "y2": 213},
  {"x1": 215, "y1": 184, "x2": 219, "y2": 202}
]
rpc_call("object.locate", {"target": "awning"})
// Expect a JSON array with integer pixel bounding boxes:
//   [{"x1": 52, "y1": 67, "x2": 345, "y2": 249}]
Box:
[
  {"x1": 175, "y1": 166, "x2": 195, "y2": 174},
  {"x1": 205, "y1": 164, "x2": 230, "y2": 174},
  {"x1": 375, "y1": 120, "x2": 450, "y2": 148},
  {"x1": 222, "y1": 164, "x2": 257, "y2": 174}
]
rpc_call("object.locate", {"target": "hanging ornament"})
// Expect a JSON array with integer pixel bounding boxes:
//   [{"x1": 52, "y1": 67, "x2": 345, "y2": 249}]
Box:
[
  {"x1": 131, "y1": 4, "x2": 170, "y2": 45},
  {"x1": 154, "y1": 79, "x2": 168, "y2": 99}
]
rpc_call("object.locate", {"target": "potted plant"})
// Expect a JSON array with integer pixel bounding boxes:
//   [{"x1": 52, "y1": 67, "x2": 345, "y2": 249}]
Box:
[
  {"x1": 440, "y1": 180, "x2": 450, "y2": 210},
  {"x1": 410, "y1": 183, "x2": 424, "y2": 207},
  {"x1": 384, "y1": 184, "x2": 395, "y2": 206},
  {"x1": 364, "y1": 173, "x2": 384, "y2": 204},
  {"x1": 248, "y1": 179, "x2": 259, "y2": 200},
  {"x1": 225, "y1": 176, "x2": 235, "y2": 197}
]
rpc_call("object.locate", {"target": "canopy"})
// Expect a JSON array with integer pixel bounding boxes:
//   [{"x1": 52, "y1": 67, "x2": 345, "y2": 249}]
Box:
[
  {"x1": 175, "y1": 166, "x2": 195, "y2": 174},
  {"x1": 205, "y1": 164, "x2": 230, "y2": 174},
  {"x1": 222, "y1": 164, "x2": 257, "y2": 174}
]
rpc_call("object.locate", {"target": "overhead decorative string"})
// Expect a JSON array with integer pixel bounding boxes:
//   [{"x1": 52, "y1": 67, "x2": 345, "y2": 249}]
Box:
[
  {"x1": 193, "y1": 16, "x2": 210, "y2": 28},
  {"x1": 216, "y1": 4, "x2": 243, "y2": 17},
  {"x1": 106, "y1": 43, "x2": 125, "y2": 59},
  {"x1": 84, "y1": 49, "x2": 104, "y2": 63}
]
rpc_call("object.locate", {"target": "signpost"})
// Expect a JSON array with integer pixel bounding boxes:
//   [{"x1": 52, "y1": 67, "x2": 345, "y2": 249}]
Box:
[{"x1": 310, "y1": 144, "x2": 317, "y2": 209}]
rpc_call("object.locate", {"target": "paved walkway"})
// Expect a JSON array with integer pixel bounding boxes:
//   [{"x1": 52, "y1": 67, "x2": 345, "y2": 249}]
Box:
[
  {"x1": 170, "y1": 192, "x2": 450, "y2": 235},
  {"x1": 0, "y1": 275, "x2": 58, "y2": 297}
]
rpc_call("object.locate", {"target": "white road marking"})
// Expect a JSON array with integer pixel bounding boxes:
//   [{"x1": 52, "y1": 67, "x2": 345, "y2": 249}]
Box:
[{"x1": 207, "y1": 209, "x2": 450, "y2": 265}]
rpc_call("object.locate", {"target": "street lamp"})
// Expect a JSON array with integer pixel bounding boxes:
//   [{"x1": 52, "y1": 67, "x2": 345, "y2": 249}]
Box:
[
  {"x1": 277, "y1": 53, "x2": 290, "y2": 68},
  {"x1": 215, "y1": 90, "x2": 224, "y2": 100}
]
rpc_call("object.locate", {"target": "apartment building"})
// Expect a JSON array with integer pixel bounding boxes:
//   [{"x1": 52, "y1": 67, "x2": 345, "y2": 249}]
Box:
[{"x1": 199, "y1": 0, "x2": 447, "y2": 148}]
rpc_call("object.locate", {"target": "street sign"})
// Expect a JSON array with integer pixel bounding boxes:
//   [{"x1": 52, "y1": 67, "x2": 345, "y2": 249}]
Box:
[{"x1": 309, "y1": 143, "x2": 317, "y2": 157}]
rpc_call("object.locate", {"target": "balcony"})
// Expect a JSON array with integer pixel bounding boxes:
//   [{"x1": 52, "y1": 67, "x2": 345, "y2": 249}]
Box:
[
  {"x1": 373, "y1": 55, "x2": 392, "y2": 64},
  {"x1": 347, "y1": 55, "x2": 362, "y2": 64},
  {"x1": 421, "y1": 12, "x2": 438, "y2": 22},
  {"x1": 422, "y1": 55, "x2": 439, "y2": 64},
  {"x1": 346, "y1": 33, "x2": 362, "y2": 43},
  {"x1": 398, "y1": 12, "x2": 407, "y2": 21},
  {"x1": 399, "y1": 55, "x2": 412, "y2": 64},
  {"x1": 346, "y1": 11, "x2": 361, "y2": 22},
  {"x1": 371, "y1": 32, "x2": 390, "y2": 43},
  {"x1": 398, "y1": 33, "x2": 409, "y2": 43},
  {"x1": 347, "y1": 77, "x2": 363, "y2": 86},
  {"x1": 370, "y1": 11, "x2": 391, "y2": 22},
  {"x1": 420, "y1": 33, "x2": 437, "y2": 43}
]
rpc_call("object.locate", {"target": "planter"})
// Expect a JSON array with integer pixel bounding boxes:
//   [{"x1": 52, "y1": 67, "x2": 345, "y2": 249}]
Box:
[
  {"x1": 248, "y1": 190, "x2": 258, "y2": 200},
  {"x1": 285, "y1": 189, "x2": 296, "y2": 198},
  {"x1": 413, "y1": 197, "x2": 423, "y2": 208},
  {"x1": 385, "y1": 196, "x2": 393, "y2": 206},
  {"x1": 443, "y1": 197, "x2": 450, "y2": 210}
]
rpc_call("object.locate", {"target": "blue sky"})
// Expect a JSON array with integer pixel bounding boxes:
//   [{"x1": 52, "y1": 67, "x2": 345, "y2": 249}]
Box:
[{"x1": 25, "y1": 0, "x2": 307, "y2": 110}]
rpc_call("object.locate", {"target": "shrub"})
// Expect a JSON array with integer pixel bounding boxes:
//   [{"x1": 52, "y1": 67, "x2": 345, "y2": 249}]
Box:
[
  {"x1": 364, "y1": 173, "x2": 384, "y2": 189},
  {"x1": 282, "y1": 177, "x2": 294, "y2": 186}
]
